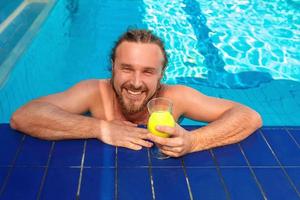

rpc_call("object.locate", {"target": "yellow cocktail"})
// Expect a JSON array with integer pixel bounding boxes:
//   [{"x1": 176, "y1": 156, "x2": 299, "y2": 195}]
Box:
[
  {"x1": 147, "y1": 97, "x2": 175, "y2": 159},
  {"x1": 147, "y1": 111, "x2": 175, "y2": 138}
]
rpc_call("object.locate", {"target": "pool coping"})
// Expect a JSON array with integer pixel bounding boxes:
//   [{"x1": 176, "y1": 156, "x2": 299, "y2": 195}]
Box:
[{"x1": 0, "y1": 0, "x2": 57, "y2": 88}]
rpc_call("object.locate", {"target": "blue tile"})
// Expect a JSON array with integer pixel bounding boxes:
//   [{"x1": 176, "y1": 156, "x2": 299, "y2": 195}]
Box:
[
  {"x1": 50, "y1": 140, "x2": 84, "y2": 167},
  {"x1": 220, "y1": 168, "x2": 264, "y2": 199},
  {"x1": 183, "y1": 150, "x2": 215, "y2": 166},
  {"x1": 0, "y1": 167, "x2": 9, "y2": 190},
  {"x1": 254, "y1": 168, "x2": 299, "y2": 199},
  {"x1": 289, "y1": 129, "x2": 300, "y2": 147},
  {"x1": 15, "y1": 136, "x2": 52, "y2": 166},
  {"x1": 80, "y1": 168, "x2": 114, "y2": 200},
  {"x1": 152, "y1": 168, "x2": 190, "y2": 199},
  {"x1": 212, "y1": 144, "x2": 247, "y2": 166},
  {"x1": 0, "y1": 124, "x2": 23, "y2": 165},
  {"x1": 262, "y1": 129, "x2": 300, "y2": 166},
  {"x1": 1, "y1": 167, "x2": 44, "y2": 200},
  {"x1": 186, "y1": 168, "x2": 227, "y2": 200},
  {"x1": 84, "y1": 139, "x2": 115, "y2": 167},
  {"x1": 118, "y1": 147, "x2": 148, "y2": 167},
  {"x1": 240, "y1": 131, "x2": 278, "y2": 166},
  {"x1": 118, "y1": 168, "x2": 152, "y2": 200},
  {"x1": 40, "y1": 167, "x2": 80, "y2": 200},
  {"x1": 286, "y1": 168, "x2": 300, "y2": 192}
]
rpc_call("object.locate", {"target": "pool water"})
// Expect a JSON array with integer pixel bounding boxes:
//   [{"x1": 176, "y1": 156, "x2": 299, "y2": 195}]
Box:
[
  {"x1": 143, "y1": 0, "x2": 300, "y2": 88},
  {"x1": 0, "y1": 0, "x2": 299, "y2": 126}
]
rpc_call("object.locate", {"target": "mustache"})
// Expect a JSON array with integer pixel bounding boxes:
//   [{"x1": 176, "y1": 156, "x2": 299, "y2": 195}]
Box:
[{"x1": 122, "y1": 83, "x2": 148, "y2": 92}]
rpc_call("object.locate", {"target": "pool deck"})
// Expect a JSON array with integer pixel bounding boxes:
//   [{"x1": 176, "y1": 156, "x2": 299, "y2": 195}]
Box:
[{"x1": 0, "y1": 123, "x2": 299, "y2": 199}]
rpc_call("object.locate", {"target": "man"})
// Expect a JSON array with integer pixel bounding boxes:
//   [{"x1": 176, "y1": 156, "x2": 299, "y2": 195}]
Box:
[{"x1": 10, "y1": 29, "x2": 262, "y2": 157}]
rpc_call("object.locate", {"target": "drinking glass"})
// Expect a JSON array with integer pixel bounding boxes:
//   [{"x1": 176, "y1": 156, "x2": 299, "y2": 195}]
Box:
[{"x1": 147, "y1": 97, "x2": 175, "y2": 159}]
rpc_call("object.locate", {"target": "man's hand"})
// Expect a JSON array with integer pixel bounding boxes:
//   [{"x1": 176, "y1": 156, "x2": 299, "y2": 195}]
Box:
[
  {"x1": 148, "y1": 124, "x2": 195, "y2": 157},
  {"x1": 98, "y1": 120, "x2": 153, "y2": 150}
]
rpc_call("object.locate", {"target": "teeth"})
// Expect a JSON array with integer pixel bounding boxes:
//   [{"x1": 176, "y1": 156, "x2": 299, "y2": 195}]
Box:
[{"x1": 127, "y1": 90, "x2": 142, "y2": 95}]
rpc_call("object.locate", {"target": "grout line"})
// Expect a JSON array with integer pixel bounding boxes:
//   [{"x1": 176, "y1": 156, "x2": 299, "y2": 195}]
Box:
[
  {"x1": 76, "y1": 140, "x2": 87, "y2": 199},
  {"x1": 181, "y1": 159, "x2": 194, "y2": 200},
  {"x1": 36, "y1": 141, "x2": 55, "y2": 200},
  {"x1": 285, "y1": 129, "x2": 300, "y2": 149},
  {"x1": 0, "y1": 135, "x2": 26, "y2": 197},
  {"x1": 147, "y1": 148, "x2": 156, "y2": 200},
  {"x1": 0, "y1": 164, "x2": 298, "y2": 169},
  {"x1": 238, "y1": 143, "x2": 267, "y2": 200},
  {"x1": 259, "y1": 130, "x2": 300, "y2": 197},
  {"x1": 114, "y1": 147, "x2": 118, "y2": 200},
  {"x1": 262, "y1": 127, "x2": 300, "y2": 131},
  {"x1": 209, "y1": 149, "x2": 231, "y2": 200}
]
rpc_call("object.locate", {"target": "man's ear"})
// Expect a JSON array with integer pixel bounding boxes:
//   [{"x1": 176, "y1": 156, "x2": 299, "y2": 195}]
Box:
[
  {"x1": 111, "y1": 59, "x2": 114, "y2": 68},
  {"x1": 160, "y1": 66, "x2": 166, "y2": 80}
]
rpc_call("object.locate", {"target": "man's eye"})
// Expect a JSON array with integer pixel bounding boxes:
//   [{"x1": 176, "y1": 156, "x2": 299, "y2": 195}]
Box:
[
  {"x1": 144, "y1": 70, "x2": 154, "y2": 75},
  {"x1": 122, "y1": 68, "x2": 132, "y2": 72}
]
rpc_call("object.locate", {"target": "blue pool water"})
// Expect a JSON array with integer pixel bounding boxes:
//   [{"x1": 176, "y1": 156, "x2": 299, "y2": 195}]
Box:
[
  {"x1": 143, "y1": 0, "x2": 300, "y2": 88},
  {"x1": 0, "y1": 0, "x2": 300, "y2": 126}
]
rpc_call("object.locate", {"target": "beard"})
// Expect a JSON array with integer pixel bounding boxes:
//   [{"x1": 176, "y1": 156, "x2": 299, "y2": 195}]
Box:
[{"x1": 111, "y1": 76, "x2": 160, "y2": 115}]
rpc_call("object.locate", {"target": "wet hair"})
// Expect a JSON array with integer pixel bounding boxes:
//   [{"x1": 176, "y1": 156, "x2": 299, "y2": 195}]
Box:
[{"x1": 110, "y1": 29, "x2": 168, "y2": 70}]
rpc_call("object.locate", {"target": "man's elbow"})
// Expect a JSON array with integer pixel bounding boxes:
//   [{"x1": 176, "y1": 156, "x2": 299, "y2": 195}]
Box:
[
  {"x1": 10, "y1": 104, "x2": 30, "y2": 130},
  {"x1": 10, "y1": 109, "x2": 22, "y2": 130},
  {"x1": 250, "y1": 110, "x2": 263, "y2": 130}
]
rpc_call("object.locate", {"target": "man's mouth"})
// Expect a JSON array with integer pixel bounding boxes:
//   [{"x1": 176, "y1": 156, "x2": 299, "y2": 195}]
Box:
[
  {"x1": 123, "y1": 88, "x2": 146, "y2": 101},
  {"x1": 127, "y1": 89, "x2": 142, "y2": 95}
]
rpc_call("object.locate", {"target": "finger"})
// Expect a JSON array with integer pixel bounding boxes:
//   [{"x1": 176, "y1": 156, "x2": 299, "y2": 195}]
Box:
[
  {"x1": 160, "y1": 149, "x2": 180, "y2": 158},
  {"x1": 147, "y1": 134, "x2": 180, "y2": 147},
  {"x1": 120, "y1": 142, "x2": 142, "y2": 151},
  {"x1": 130, "y1": 138, "x2": 153, "y2": 148},
  {"x1": 156, "y1": 125, "x2": 176, "y2": 136},
  {"x1": 160, "y1": 145, "x2": 182, "y2": 153}
]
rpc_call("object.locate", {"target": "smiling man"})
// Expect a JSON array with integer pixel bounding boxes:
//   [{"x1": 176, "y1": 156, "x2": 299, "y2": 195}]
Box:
[{"x1": 10, "y1": 29, "x2": 262, "y2": 157}]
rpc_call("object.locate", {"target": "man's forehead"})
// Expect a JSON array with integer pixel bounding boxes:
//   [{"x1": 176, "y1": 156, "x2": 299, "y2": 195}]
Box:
[
  {"x1": 116, "y1": 41, "x2": 163, "y2": 58},
  {"x1": 115, "y1": 41, "x2": 164, "y2": 67}
]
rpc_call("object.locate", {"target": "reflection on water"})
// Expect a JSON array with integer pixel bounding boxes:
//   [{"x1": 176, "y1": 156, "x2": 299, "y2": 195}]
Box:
[{"x1": 143, "y1": 0, "x2": 300, "y2": 89}]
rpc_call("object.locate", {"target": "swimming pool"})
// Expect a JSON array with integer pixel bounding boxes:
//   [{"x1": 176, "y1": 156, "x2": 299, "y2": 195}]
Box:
[{"x1": 0, "y1": 0, "x2": 299, "y2": 126}]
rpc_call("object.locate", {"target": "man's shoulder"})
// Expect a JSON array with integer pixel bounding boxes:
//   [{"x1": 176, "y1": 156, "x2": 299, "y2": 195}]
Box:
[
  {"x1": 70, "y1": 79, "x2": 111, "y2": 96},
  {"x1": 160, "y1": 84, "x2": 205, "y2": 102},
  {"x1": 75, "y1": 79, "x2": 109, "y2": 89},
  {"x1": 161, "y1": 84, "x2": 200, "y2": 94}
]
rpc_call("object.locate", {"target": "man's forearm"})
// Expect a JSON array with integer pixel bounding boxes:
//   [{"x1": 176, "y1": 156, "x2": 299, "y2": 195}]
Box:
[
  {"x1": 10, "y1": 101, "x2": 101, "y2": 140},
  {"x1": 190, "y1": 105, "x2": 262, "y2": 152}
]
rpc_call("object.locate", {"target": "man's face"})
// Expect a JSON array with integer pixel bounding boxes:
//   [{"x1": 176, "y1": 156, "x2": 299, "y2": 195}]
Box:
[{"x1": 112, "y1": 41, "x2": 164, "y2": 115}]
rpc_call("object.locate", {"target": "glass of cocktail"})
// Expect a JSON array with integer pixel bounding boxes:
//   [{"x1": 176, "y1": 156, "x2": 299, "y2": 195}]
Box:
[{"x1": 147, "y1": 97, "x2": 175, "y2": 159}]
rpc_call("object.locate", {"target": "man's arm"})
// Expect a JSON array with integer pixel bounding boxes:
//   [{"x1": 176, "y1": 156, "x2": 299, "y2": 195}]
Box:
[
  {"x1": 189, "y1": 103, "x2": 262, "y2": 152},
  {"x1": 10, "y1": 80, "x2": 98, "y2": 140},
  {"x1": 10, "y1": 99, "x2": 101, "y2": 140},
  {"x1": 149, "y1": 85, "x2": 262, "y2": 157},
  {"x1": 10, "y1": 80, "x2": 152, "y2": 150}
]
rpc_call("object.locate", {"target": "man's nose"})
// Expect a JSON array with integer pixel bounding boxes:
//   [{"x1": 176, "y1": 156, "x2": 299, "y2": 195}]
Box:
[{"x1": 132, "y1": 72, "x2": 142, "y2": 88}]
